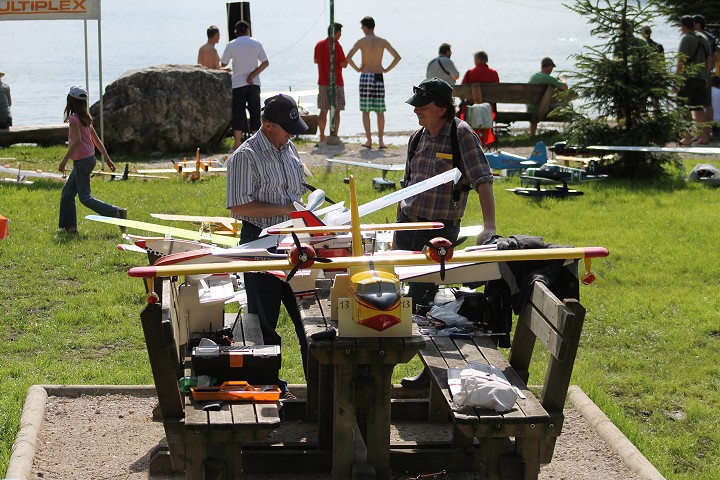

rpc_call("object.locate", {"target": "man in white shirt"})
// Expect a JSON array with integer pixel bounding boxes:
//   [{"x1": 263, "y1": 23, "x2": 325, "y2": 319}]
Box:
[
  {"x1": 221, "y1": 21, "x2": 269, "y2": 149},
  {"x1": 426, "y1": 43, "x2": 459, "y2": 86}
]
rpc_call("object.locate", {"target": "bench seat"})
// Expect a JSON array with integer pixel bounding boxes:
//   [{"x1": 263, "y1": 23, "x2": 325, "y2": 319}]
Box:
[
  {"x1": 418, "y1": 281, "x2": 585, "y2": 480},
  {"x1": 139, "y1": 278, "x2": 281, "y2": 478}
]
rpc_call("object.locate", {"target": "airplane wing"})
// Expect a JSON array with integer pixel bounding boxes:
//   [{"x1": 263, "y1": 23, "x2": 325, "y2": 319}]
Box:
[
  {"x1": 0, "y1": 165, "x2": 66, "y2": 181},
  {"x1": 136, "y1": 167, "x2": 180, "y2": 174},
  {"x1": 586, "y1": 145, "x2": 720, "y2": 155},
  {"x1": 150, "y1": 213, "x2": 239, "y2": 234},
  {"x1": 327, "y1": 159, "x2": 406, "y2": 171},
  {"x1": 85, "y1": 215, "x2": 241, "y2": 247},
  {"x1": 266, "y1": 221, "x2": 443, "y2": 235},
  {"x1": 128, "y1": 246, "x2": 609, "y2": 278},
  {"x1": 92, "y1": 170, "x2": 170, "y2": 179},
  {"x1": 330, "y1": 168, "x2": 461, "y2": 225}
]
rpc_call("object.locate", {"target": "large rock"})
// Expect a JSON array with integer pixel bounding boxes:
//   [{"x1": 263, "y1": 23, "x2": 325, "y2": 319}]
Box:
[{"x1": 91, "y1": 64, "x2": 231, "y2": 154}]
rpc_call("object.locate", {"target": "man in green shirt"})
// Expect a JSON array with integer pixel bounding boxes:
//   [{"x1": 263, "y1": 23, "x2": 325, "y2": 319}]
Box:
[
  {"x1": 0, "y1": 72, "x2": 11, "y2": 130},
  {"x1": 527, "y1": 57, "x2": 568, "y2": 136}
]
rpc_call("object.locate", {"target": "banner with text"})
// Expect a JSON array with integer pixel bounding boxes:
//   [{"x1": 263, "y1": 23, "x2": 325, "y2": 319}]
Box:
[{"x1": 0, "y1": 0, "x2": 100, "y2": 21}]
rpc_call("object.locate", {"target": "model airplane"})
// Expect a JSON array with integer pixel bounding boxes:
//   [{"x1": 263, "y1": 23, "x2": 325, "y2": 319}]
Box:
[
  {"x1": 0, "y1": 164, "x2": 66, "y2": 182},
  {"x1": 523, "y1": 164, "x2": 608, "y2": 183},
  {"x1": 551, "y1": 141, "x2": 720, "y2": 156},
  {"x1": 128, "y1": 175, "x2": 609, "y2": 338},
  {"x1": 137, "y1": 148, "x2": 228, "y2": 180},
  {"x1": 485, "y1": 141, "x2": 548, "y2": 172},
  {"x1": 92, "y1": 163, "x2": 169, "y2": 181}
]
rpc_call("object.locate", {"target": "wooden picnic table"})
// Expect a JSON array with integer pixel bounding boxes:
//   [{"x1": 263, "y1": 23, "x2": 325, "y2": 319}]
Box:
[{"x1": 300, "y1": 298, "x2": 425, "y2": 479}]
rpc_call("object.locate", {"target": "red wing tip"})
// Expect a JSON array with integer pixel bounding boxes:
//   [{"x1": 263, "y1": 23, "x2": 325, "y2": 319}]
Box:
[
  {"x1": 128, "y1": 267, "x2": 156, "y2": 278},
  {"x1": 584, "y1": 247, "x2": 609, "y2": 258}
]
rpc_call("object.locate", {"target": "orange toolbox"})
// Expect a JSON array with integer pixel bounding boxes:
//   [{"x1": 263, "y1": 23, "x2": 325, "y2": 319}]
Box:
[{"x1": 190, "y1": 381, "x2": 281, "y2": 402}]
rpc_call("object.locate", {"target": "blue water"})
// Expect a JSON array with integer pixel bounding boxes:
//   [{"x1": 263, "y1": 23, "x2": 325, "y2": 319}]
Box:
[{"x1": 0, "y1": 0, "x2": 679, "y2": 138}]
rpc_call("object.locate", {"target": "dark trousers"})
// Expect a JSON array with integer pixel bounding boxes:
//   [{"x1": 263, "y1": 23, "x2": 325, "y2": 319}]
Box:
[
  {"x1": 240, "y1": 222, "x2": 308, "y2": 380},
  {"x1": 232, "y1": 85, "x2": 261, "y2": 134},
  {"x1": 394, "y1": 211, "x2": 461, "y2": 310}
]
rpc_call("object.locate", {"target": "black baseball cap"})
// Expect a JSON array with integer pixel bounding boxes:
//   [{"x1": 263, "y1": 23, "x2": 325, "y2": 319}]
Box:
[
  {"x1": 405, "y1": 77, "x2": 453, "y2": 108},
  {"x1": 263, "y1": 94, "x2": 308, "y2": 135}
]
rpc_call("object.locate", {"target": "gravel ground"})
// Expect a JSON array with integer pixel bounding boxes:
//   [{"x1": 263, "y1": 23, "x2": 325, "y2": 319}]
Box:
[{"x1": 28, "y1": 391, "x2": 643, "y2": 480}]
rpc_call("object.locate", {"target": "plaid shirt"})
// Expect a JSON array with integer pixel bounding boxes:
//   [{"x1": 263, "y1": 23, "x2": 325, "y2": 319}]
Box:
[
  {"x1": 226, "y1": 129, "x2": 306, "y2": 228},
  {"x1": 401, "y1": 118, "x2": 493, "y2": 221}
]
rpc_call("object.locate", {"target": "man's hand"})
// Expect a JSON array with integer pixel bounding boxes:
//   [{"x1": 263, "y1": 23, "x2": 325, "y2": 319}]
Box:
[{"x1": 475, "y1": 227, "x2": 496, "y2": 246}]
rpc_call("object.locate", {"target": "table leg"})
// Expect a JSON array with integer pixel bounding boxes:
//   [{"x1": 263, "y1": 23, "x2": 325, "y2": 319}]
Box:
[
  {"x1": 365, "y1": 364, "x2": 393, "y2": 479},
  {"x1": 333, "y1": 363, "x2": 356, "y2": 479}
]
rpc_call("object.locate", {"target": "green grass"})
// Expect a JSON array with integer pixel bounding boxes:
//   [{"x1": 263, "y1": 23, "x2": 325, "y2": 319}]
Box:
[{"x1": 1, "y1": 142, "x2": 719, "y2": 479}]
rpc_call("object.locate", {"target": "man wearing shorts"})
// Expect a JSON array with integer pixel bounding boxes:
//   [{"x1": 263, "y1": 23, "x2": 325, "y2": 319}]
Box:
[
  {"x1": 221, "y1": 21, "x2": 269, "y2": 149},
  {"x1": 676, "y1": 15, "x2": 712, "y2": 145},
  {"x1": 346, "y1": 16, "x2": 401, "y2": 149},
  {"x1": 314, "y1": 22, "x2": 348, "y2": 143}
]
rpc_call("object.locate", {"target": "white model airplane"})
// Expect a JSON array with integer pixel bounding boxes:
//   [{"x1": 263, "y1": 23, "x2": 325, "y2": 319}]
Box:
[{"x1": 0, "y1": 164, "x2": 66, "y2": 182}]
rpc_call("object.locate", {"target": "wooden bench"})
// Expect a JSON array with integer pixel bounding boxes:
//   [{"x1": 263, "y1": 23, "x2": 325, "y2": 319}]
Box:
[
  {"x1": 139, "y1": 279, "x2": 281, "y2": 479},
  {"x1": 419, "y1": 281, "x2": 586, "y2": 480},
  {"x1": 0, "y1": 124, "x2": 68, "y2": 147},
  {"x1": 453, "y1": 83, "x2": 571, "y2": 125}
]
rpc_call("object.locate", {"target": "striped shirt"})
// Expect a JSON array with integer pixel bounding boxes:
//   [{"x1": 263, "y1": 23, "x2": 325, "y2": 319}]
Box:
[
  {"x1": 400, "y1": 119, "x2": 493, "y2": 221},
  {"x1": 226, "y1": 129, "x2": 306, "y2": 228}
]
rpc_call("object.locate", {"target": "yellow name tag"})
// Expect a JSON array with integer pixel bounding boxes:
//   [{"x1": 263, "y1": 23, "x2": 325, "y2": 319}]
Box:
[{"x1": 436, "y1": 152, "x2": 453, "y2": 160}]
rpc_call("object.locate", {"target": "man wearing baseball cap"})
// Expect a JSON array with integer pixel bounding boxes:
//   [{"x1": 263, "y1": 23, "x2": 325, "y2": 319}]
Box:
[
  {"x1": 225, "y1": 93, "x2": 309, "y2": 399},
  {"x1": 397, "y1": 77, "x2": 496, "y2": 388},
  {"x1": 527, "y1": 57, "x2": 568, "y2": 135},
  {"x1": 0, "y1": 71, "x2": 11, "y2": 130}
]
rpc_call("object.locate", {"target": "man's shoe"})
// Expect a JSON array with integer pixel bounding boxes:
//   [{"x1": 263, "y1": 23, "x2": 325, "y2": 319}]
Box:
[
  {"x1": 401, "y1": 368, "x2": 430, "y2": 389},
  {"x1": 116, "y1": 208, "x2": 127, "y2": 233}
]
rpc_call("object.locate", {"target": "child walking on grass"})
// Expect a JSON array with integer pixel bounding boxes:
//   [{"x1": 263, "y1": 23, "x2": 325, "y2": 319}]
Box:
[{"x1": 58, "y1": 85, "x2": 126, "y2": 233}]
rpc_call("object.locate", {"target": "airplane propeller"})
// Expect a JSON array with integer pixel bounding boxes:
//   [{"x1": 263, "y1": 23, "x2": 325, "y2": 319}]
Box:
[
  {"x1": 423, "y1": 237, "x2": 467, "y2": 281},
  {"x1": 286, "y1": 232, "x2": 332, "y2": 281}
]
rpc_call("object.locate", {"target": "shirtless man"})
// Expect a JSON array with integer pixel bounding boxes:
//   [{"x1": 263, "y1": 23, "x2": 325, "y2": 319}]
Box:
[
  {"x1": 197, "y1": 25, "x2": 230, "y2": 71},
  {"x1": 346, "y1": 16, "x2": 401, "y2": 149}
]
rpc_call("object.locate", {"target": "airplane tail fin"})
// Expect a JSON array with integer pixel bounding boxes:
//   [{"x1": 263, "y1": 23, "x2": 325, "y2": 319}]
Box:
[
  {"x1": 122, "y1": 163, "x2": 129, "y2": 181},
  {"x1": 531, "y1": 141, "x2": 547, "y2": 165},
  {"x1": 349, "y1": 176, "x2": 363, "y2": 257},
  {"x1": 290, "y1": 209, "x2": 327, "y2": 236}
]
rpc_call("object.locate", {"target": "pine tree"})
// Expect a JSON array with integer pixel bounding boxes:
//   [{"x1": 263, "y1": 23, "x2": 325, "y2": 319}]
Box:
[{"x1": 561, "y1": 0, "x2": 689, "y2": 177}]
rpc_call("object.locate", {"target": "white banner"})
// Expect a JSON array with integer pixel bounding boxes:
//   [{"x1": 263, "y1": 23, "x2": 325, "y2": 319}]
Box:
[{"x1": 0, "y1": 0, "x2": 100, "y2": 21}]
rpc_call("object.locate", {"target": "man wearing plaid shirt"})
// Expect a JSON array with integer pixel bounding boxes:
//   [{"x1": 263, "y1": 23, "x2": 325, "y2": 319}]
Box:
[{"x1": 396, "y1": 77, "x2": 496, "y2": 388}]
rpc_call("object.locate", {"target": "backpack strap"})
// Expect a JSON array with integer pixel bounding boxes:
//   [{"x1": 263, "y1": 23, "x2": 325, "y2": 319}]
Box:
[{"x1": 450, "y1": 118, "x2": 472, "y2": 203}]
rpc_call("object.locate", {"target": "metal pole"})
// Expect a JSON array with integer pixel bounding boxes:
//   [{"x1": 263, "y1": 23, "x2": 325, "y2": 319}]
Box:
[
  {"x1": 83, "y1": 20, "x2": 90, "y2": 94},
  {"x1": 98, "y1": 14, "x2": 104, "y2": 145},
  {"x1": 326, "y1": 0, "x2": 340, "y2": 145}
]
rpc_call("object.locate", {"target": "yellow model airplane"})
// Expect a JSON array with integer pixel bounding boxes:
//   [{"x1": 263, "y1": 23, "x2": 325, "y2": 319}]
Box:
[
  {"x1": 129, "y1": 176, "x2": 609, "y2": 338},
  {"x1": 137, "y1": 148, "x2": 227, "y2": 181}
]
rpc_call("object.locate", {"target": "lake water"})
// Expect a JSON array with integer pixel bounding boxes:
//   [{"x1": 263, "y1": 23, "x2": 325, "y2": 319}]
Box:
[{"x1": 0, "y1": 0, "x2": 680, "y2": 140}]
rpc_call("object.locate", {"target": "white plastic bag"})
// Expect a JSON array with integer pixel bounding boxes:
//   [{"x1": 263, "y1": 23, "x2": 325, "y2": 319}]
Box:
[
  {"x1": 448, "y1": 363, "x2": 517, "y2": 413},
  {"x1": 428, "y1": 297, "x2": 470, "y2": 327}
]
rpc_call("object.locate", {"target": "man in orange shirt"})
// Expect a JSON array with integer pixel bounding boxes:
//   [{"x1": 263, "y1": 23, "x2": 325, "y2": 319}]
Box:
[
  {"x1": 314, "y1": 23, "x2": 348, "y2": 143},
  {"x1": 461, "y1": 51, "x2": 499, "y2": 146}
]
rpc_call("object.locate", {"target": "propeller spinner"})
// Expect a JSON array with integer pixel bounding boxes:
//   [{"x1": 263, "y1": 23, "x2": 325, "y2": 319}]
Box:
[
  {"x1": 286, "y1": 232, "x2": 331, "y2": 281},
  {"x1": 423, "y1": 237, "x2": 467, "y2": 281}
]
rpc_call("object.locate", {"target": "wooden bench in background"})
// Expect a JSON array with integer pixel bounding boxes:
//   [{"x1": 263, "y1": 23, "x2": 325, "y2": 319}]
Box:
[
  {"x1": 453, "y1": 83, "x2": 571, "y2": 126},
  {"x1": 419, "y1": 281, "x2": 586, "y2": 480},
  {"x1": 0, "y1": 124, "x2": 68, "y2": 147},
  {"x1": 139, "y1": 279, "x2": 280, "y2": 479}
]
